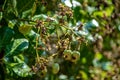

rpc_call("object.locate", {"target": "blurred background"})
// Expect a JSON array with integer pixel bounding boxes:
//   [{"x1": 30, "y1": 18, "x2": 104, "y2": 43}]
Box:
[{"x1": 0, "y1": 0, "x2": 120, "y2": 80}]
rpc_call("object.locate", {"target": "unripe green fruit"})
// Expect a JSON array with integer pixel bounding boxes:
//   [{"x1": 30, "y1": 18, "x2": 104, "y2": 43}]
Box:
[
  {"x1": 52, "y1": 63, "x2": 60, "y2": 74},
  {"x1": 71, "y1": 51, "x2": 80, "y2": 63},
  {"x1": 63, "y1": 50, "x2": 72, "y2": 60}
]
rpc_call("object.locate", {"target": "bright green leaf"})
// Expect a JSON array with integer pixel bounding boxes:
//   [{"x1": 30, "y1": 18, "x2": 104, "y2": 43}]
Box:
[{"x1": 12, "y1": 63, "x2": 32, "y2": 77}]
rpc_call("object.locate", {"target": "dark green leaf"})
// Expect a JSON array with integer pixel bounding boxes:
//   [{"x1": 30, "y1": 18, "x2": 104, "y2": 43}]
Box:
[
  {"x1": 5, "y1": 39, "x2": 29, "y2": 56},
  {"x1": 0, "y1": 27, "x2": 14, "y2": 46},
  {"x1": 17, "y1": 0, "x2": 35, "y2": 13}
]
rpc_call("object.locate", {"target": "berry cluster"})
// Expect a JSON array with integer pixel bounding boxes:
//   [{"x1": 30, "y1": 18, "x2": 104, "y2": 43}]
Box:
[{"x1": 63, "y1": 50, "x2": 80, "y2": 63}]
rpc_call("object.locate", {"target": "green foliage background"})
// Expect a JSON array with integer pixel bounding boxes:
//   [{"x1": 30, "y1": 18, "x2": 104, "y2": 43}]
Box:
[{"x1": 0, "y1": 0, "x2": 120, "y2": 80}]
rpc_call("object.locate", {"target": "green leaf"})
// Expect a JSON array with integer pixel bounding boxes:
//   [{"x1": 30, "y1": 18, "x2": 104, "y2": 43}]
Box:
[
  {"x1": 27, "y1": 30, "x2": 39, "y2": 41},
  {"x1": 10, "y1": 0, "x2": 17, "y2": 15},
  {"x1": 105, "y1": 5, "x2": 114, "y2": 17},
  {"x1": 31, "y1": 14, "x2": 48, "y2": 21},
  {"x1": 0, "y1": 12, "x2": 2, "y2": 21},
  {"x1": 93, "y1": 5, "x2": 114, "y2": 17},
  {"x1": 4, "y1": 55, "x2": 32, "y2": 77},
  {"x1": 95, "y1": 52, "x2": 102, "y2": 60},
  {"x1": 5, "y1": 39, "x2": 29, "y2": 56},
  {"x1": 10, "y1": 62, "x2": 32, "y2": 77},
  {"x1": 8, "y1": 20, "x2": 17, "y2": 29},
  {"x1": 13, "y1": 56, "x2": 24, "y2": 63},
  {"x1": 0, "y1": 27, "x2": 14, "y2": 46},
  {"x1": 17, "y1": 0, "x2": 35, "y2": 13},
  {"x1": 79, "y1": 70, "x2": 88, "y2": 80},
  {"x1": 3, "y1": 0, "x2": 18, "y2": 17},
  {"x1": 93, "y1": 11, "x2": 104, "y2": 17},
  {"x1": 22, "y1": 9, "x2": 32, "y2": 18},
  {"x1": 31, "y1": 2, "x2": 37, "y2": 16},
  {"x1": 19, "y1": 24, "x2": 33, "y2": 35}
]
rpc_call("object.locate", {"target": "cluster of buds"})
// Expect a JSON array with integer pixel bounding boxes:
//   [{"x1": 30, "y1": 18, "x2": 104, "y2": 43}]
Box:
[
  {"x1": 35, "y1": 20, "x2": 47, "y2": 35},
  {"x1": 32, "y1": 57, "x2": 48, "y2": 77},
  {"x1": 59, "y1": 38, "x2": 70, "y2": 50},
  {"x1": 63, "y1": 50, "x2": 80, "y2": 63},
  {"x1": 35, "y1": 20, "x2": 44, "y2": 28},
  {"x1": 58, "y1": 3, "x2": 73, "y2": 18},
  {"x1": 32, "y1": 55, "x2": 60, "y2": 77}
]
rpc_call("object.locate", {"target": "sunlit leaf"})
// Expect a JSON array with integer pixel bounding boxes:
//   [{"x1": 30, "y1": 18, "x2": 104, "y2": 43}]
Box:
[
  {"x1": 105, "y1": 5, "x2": 114, "y2": 17},
  {"x1": 12, "y1": 63, "x2": 32, "y2": 77},
  {"x1": 85, "y1": 19, "x2": 99, "y2": 29},
  {"x1": 6, "y1": 39, "x2": 29, "y2": 56},
  {"x1": 95, "y1": 52, "x2": 103, "y2": 60},
  {"x1": 79, "y1": 70, "x2": 88, "y2": 80},
  {"x1": 19, "y1": 24, "x2": 32, "y2": 35}
]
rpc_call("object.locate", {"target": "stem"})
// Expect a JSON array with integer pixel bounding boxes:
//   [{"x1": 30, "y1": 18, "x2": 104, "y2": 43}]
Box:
[
  {"x1": 55, "y1": 25, "x2": 61, "y2": 48},
  {"x1": 62, "y1": 25, "x2": 78, "y2": 36},
  {"x1": 68, "y1": 39, "x2": 71, "y2": 50},
  {"x1": 17, "y1": 18, "x2": 36, "y2": 22},
  {"x1": 55, "y1": 24, "x2": 60, "y2": 40},
  {"x1": 2, "y1": 0, "x2": 7, "y2": 10},
  {"x1": 36, "y1": 27, "x2": 40, "y2": 62}
]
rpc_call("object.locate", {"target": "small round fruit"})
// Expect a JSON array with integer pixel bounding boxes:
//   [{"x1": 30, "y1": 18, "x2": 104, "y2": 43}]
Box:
[
  {"x1": 63, "y1": 50, "x2": 72, "y2": 60},
  {"x1": 71, "y1": 51, "x2": 80, "y2": 63},
  {"x1": 52, "y1": 63, "x2": 60, "y2": 74}
]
